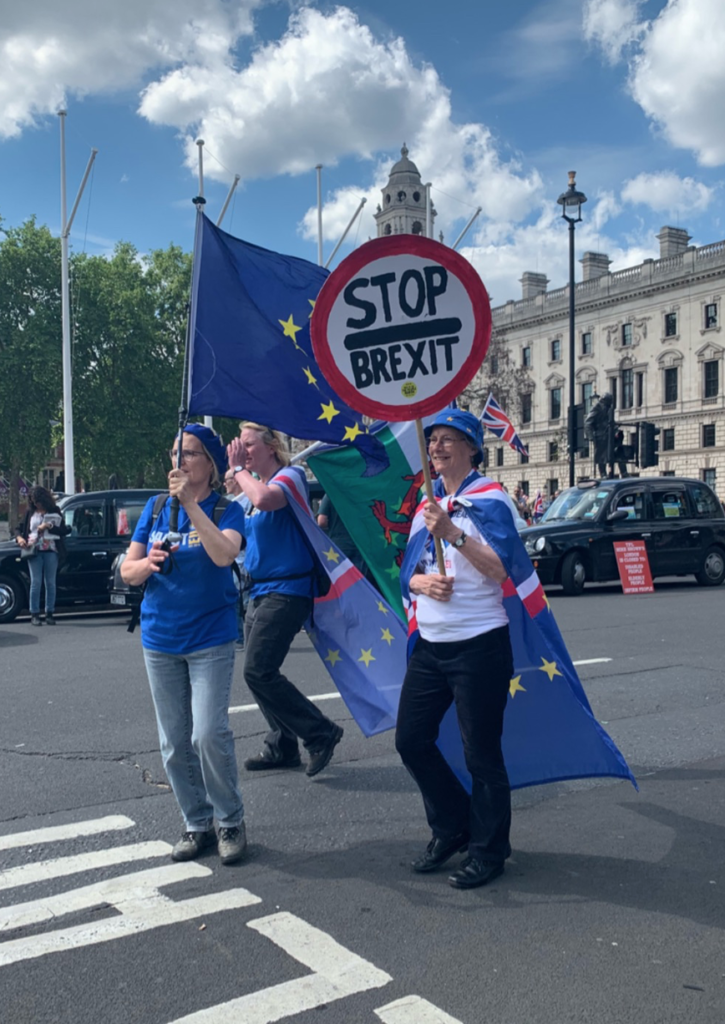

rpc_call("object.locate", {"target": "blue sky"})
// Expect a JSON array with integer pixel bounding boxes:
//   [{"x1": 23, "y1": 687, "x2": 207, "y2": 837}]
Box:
[{"x1": 2, "y1": 0, "x2": 724, "y2": 305}]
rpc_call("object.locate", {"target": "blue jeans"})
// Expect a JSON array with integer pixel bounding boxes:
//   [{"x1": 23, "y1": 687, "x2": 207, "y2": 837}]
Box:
[
  {"x1": 28, "y1": 551, "x2": 59, "y2": 614},
  {"x1": 143, "y1": 641, "x2": 244, "y2": 831}
]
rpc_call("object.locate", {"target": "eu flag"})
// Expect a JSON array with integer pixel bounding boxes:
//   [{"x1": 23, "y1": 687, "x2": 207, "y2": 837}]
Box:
[{"x1": 188, "y1": 213, "x2": 369, "y2": 447}]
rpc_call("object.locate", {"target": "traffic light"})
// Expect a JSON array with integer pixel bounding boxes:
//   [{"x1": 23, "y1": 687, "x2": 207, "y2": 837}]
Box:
[
  {"x1": 568, "y1": 403, "x2": 588, "y2": 457},
  {"x1": 641, "y1": 422, "x2": 660, "y2": 468}
]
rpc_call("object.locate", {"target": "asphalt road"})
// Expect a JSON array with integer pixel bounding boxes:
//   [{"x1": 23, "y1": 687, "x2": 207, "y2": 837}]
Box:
[{"x1": 1, "y1": 582, "x2": 724, "y2": 1024}]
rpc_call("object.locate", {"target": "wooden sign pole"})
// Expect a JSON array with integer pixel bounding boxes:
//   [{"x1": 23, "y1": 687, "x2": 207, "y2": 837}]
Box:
[{"x1": 414, "y1": 417, "x2": 446, "y2": 575}]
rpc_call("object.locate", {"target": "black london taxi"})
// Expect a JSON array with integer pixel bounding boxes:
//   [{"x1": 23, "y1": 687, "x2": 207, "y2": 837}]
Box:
[
  {"x1": 521, "y1": 477, "x2": 725, "y2": 594},
  {"x1": 0, "y1": 489, "x2": 161, "y2": 623}
]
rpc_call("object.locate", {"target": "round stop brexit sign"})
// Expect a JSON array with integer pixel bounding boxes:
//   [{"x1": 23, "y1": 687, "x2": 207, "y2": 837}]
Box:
[{"x1": 311, "y1": 235, "x2": 491, "y2": 421}]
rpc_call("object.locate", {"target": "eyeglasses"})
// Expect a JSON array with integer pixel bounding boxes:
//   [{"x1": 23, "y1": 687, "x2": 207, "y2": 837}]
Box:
[
  {"x1": 168, "y1": 449, "x2": 209, "y2": 462},
  {"x1": 427, "y1": 436, "x2": 468, "y2": 449}
]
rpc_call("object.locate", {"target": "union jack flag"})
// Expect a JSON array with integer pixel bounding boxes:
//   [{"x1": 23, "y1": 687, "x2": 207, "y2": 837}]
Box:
[
  {"x1": 533, "y1": 490, "x2": 544, "y2": 521},
  {"x1": 480, "y1": 393, "x2": 528, "y2": 456}
]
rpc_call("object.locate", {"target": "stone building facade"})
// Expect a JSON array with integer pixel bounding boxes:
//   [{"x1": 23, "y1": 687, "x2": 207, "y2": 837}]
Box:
[{"x1": 475, "y1": 227, "x2": 725, "y2": 499}]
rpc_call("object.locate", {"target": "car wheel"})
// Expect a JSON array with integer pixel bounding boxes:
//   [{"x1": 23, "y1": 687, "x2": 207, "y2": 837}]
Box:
[
  {"x1": 0, "y1": 573, "x2": 25, "y2": 623},
  {"x1": 695, "y1": 545, "x2": 725, "y2": 587},
  {"x1": 560, "y1": 551, "x2": 587, "y2": 596}
]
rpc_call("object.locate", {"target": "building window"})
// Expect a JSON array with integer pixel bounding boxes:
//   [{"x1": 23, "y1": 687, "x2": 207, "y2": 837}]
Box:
[
  {"x1": 661, "y1": 470, "x2": 675, "y2": 477},
  {"x1": 622, "y1": 323, "x2": 633, "y2": 346},
  {"x1": 636, "y1": 372, "x2": 644, "y2": 408},
  {"x1": 582, "y1": 381, "x2": 594, "y2": 412},
  {"x1": 662, "y1": 428, "x2": 675, "y2": 451},
  {"x1": 550, "y1": 387, "x2": 562, "y2": 420},
  {"x1": 521, "y1": 392, "x2": 532, "y2": 424},
  {"x1": 581, "y1": 331, "x2": 592, "y2": 355},
  {"x1": 548, "y1": 478, "x2": 559, "y2": 497},
  {"x1": 664, "y1": 366, "x2": 678, "y2": 404},
  {"x1": 490, "y1": 355, "x2": 499, "y2": 375},
  {"x1": 703, "y1": 468, "x2": 717, "y2": 488},
  {"x1": 520, "y1": 451, "x2": 529, "y2": 465},
  {"x1": 705, "y1": 303, "x2": 718, "y2": 329},
  {"x1": 609, "y1": 378, "x2": 618, "y2": 409},
  {"x1": 621, "y1": 368, "x2": 634, "y2": 409},
  {"x1": 548, "y1": 441, "x2": 559, "y2": 461},
  {"x1": 522, "y1": 346, "x2": 531, "y2": 368},
  {"x1": 703, "y1": 424, "x2": 716, "y2": 448},
  {"x1": 704, "y1": 360, "x2": 719, "y2": 399},
  {"x1": 496, "y1": 447, "x2": 504, "y2": 467},
  {"x1": 550, "y1": 339, "x2": 561, "y2": 362},
  {"x1": 664, "y1": 312, "x2": 677, "y2": 337},
  {"x1": 520, "y1": 481, "x2": 529, "y2": 496}
]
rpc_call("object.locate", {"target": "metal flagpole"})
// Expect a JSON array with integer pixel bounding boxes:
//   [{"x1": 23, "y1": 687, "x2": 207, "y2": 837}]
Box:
[
  {"x1": 59, "y1": 110, "x2": 97, "y2": 496},
  {"x1": 324, "y1": 198, "x2": 367, "y2": 269},
  {"x1": 316, "y1": 165, "x2": 323, "y2": 266},
  {"x1": 452, "y1": 207, "x2": 482, "y2": 251},
  {"x1": 217, "y1": 174, "x2": 240, "y2": 228},
  {"x1": 194, "y1": 139, "x2": 214, "y2": 431}
]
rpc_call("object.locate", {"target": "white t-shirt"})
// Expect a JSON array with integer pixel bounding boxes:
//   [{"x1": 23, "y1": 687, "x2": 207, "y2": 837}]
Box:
[{"x1": 415, "y1": 506, "x2": 509, "y2": 642}]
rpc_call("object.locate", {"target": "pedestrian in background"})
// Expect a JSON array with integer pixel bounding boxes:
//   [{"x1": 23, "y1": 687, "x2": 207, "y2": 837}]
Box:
[
  {"x1": 227, "y1": 422, "x2": 343, "y2": 777},
  {"x1": 15, "y1": 486, "x2": 65, "y2": 626},
  {"x1": 121, "y1": 424, "x2": 247, "y2": 866}
]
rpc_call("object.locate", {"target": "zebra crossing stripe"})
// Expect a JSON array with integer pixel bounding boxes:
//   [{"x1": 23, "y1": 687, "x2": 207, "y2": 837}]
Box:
[
  {"x1": 168, "y1": 911, "x2": 392, "y2": 1023},
  {"x1": 376, "y1": 994, "x2": 465, "y2": 1023},
  {"x1": 0, "y1": 815, "x2": 135, "y2": 851},
  {"x1": 0, "y1": 841, "x2": 172, "y2": 891}
]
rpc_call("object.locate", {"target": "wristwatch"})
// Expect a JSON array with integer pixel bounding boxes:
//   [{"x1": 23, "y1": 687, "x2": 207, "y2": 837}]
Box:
[
  {"x1": 233, "y1": 466, "x2": 245, "y2": 475},
  {"x1": 452, "y1": 531, "x2": 467, "y2": 549}
]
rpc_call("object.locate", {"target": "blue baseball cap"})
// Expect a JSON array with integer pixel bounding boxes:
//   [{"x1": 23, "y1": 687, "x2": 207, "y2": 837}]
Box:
[
  {"x1": 424, "y1": 409, "x2": 484, "y2": 465},
  {"x1": 182, "y1": 422, "x2": 228, "y2": 478}
]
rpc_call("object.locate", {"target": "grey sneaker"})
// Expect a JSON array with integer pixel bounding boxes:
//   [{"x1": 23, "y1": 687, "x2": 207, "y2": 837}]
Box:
[
  {"x1": 171, "y1": 829, "x2": 217, "y2": 862},
  {"x1": 45, "y1": 613, "x2": 57, "y2": 625},
  {"x1": 218, "y1": 822, "x2": 247, "y2": 865},
  {"x1": 30, "y1": 614, "x2": 43, "y2": 627}
]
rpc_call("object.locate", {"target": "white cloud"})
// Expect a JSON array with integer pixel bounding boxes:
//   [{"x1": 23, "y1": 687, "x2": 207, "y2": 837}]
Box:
[
  {"x1": 583, "y1": 0, "x2": 646, "y2": 64},
  {"x1": 622, "y1": 171, "x2": 714, "y2": 214},
  {"x1": 629, "y1": 0, "x2": 725, "y2": 166},
  {"x1": 0, "y1": 0, "x2": 260, "y2": 138}
]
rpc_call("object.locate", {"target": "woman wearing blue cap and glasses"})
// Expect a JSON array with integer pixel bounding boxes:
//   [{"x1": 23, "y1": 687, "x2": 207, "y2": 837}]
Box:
[
  {"x1": 122, "y1": 424, "x2": 248, "y2": 867},
  {"x1": 396, "y1": 409, "x2": 514, "y2": 890}
]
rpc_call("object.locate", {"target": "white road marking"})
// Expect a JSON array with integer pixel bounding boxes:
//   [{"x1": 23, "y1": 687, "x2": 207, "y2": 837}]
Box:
[
  {"x1": 376, "y1": 995, "x2": 465, "y2": 1024},
  {"x1": 0, "y1": 815, "x2": 134, "y2": 851},
  {"x1": 0, "y1": 886, "x2": 261, "y2": 967},
  {"x1": 0, "y1": 862, "x2": 211, "y2": 930},
  {"x1": 168, "y1": 911, "x2": 392, "y2": 1023},
  {"x1": 0, "y1": 841, "x2": 171, "y2": 892},
  {"x1": 229, "y1": 660, "x2": 612, "y2": 715}
]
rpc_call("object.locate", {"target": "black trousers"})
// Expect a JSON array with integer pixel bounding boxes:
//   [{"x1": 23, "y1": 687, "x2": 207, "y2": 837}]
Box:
[
  {"x1": 395, "y1": 625, "x2": 514, "y2": 864},
  {"x1": 244, "y1": 592, "x2": 337, "y2": 758}
]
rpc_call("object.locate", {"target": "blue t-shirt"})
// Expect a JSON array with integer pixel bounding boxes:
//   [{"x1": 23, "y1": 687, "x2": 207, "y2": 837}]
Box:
[
  {"x1": 132, "y1": 493, "x2": 245, "y2": 654},
  {"x1": 243, "y1": 466, "x2": 315, "y2": 599}
]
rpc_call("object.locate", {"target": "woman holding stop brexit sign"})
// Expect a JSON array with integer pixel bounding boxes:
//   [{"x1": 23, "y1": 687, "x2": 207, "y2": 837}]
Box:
[{"x1": 395, "y1": 409, "x2": 515, "y2": 890}]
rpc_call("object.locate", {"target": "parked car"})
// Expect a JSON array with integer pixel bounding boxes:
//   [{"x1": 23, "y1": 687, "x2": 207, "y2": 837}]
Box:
[
  {"x1": 0, "y1": 489, "x2": 161, "y2": 623},
  {"x1": 521, "y1": 477, "x2": 725, "y2": 595}
]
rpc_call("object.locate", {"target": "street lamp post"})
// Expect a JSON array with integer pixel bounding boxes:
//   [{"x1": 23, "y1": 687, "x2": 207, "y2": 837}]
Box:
[{"x1": 557, "y1": 171, "x2": 587, "y2": 487}]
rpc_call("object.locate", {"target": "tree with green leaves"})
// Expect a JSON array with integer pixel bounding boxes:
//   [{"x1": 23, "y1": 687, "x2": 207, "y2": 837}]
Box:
[{"x1": 0, "y1": 217, "x2": 62, "y2": 528}]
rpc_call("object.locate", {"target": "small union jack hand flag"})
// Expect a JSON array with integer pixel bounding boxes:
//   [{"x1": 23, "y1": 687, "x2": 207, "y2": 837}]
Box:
[{"x1": 480, "y1": 393, "x2": 529, "y2": 456}]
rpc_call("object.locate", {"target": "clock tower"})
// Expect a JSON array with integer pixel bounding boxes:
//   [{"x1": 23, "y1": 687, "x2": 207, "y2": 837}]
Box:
[{"x1": 374, "y1": 144, "x2": 436, "y2": 238}]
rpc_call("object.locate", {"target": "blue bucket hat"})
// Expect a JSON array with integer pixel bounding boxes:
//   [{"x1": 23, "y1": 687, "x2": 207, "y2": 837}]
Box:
[
  {"x1": 424, "y1": 409, "x2": 484, "y2": 466},
  {"x1": 182, "y1": 422, "x2": 228, "y2": 478}
]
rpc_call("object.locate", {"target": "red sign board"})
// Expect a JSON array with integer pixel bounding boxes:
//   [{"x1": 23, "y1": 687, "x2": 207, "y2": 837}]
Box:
[
  {"x1": 613, "y1": 541, "x2": 654, "y2": 594},
  {"x1": 311, "y1": 235, "x2": 491, "y2": 421}
]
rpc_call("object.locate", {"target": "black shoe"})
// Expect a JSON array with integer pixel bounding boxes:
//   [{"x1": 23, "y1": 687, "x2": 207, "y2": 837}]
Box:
[
  {"x1": 30, "y1": 615, "x2": 43, "y2": 627},
  {"x1": 171, "y1": 829, "x2": 217, "y2": 862},
  {"x1": 448, "y1": 857, "x2": 504, "y2": 890},
  {"x1": 411, "y1": 832, "x2": 469, "y2": 873},
  {"x1": 306, "y1": 724, "x2": 344, "y2": 777},
  {"x1": 45, "y1": 614, "x2": 57, "y2": 626},
  {"x1": 244, "y1": 750, "x2": 302, "y2": 771},
  {"x1": 218, "y1": 823, "x2": 247, "y2": 865}
]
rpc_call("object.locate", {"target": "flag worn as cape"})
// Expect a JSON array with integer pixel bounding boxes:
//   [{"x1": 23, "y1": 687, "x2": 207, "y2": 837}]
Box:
[
  {"x1": 271, "y1": 466, "x2": 407, "y2": 736},
  {"x1": 188, "y1": 214, "x2": 384, "y2": 467},
  {"x1": 481, "y1": 393, "x2": 529, "y2": 456},
  {"x1": 400, "y1": 471, "x2": 637, "y2": 791}
]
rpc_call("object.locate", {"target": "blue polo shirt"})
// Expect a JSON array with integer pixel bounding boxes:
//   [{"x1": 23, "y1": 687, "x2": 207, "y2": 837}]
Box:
[
  {"x1": 133, "y1": 493, "x2": 245, "y2": 654},
  {"x1": 243, "y1": 467, "x2": 315, "y2": 600}
]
